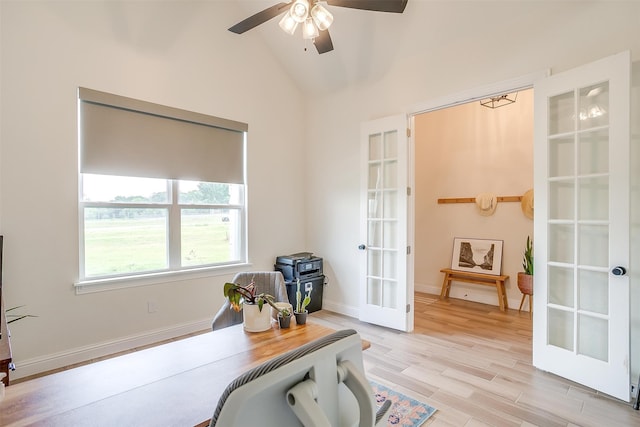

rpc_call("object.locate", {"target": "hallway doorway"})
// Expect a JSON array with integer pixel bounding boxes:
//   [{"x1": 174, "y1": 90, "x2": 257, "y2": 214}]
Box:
[{"x1": 411, "y1": 88, "x2": 534, "y2": 312}]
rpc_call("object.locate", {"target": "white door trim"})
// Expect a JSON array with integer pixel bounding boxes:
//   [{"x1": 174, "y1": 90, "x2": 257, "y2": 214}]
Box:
[
  {"x1": 406, "y1": 70, "x2": 549, "y2": 306},
  {"x1": 408, "y1": 70, "x2": 550, "y2": 116}
]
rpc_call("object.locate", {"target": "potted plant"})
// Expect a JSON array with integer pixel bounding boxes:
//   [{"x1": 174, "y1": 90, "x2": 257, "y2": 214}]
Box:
[
  {"x1": 270, "y1": 301, "x2": 293, "y2": 321},
  {"x1": 223, "y1": 278, "x2": 281, "y2": 332},
  {"x1": 277, "y1": 307, "x2": 292, "y2": 328},
  {"x1": 517, "y1": 236, "x2": 534, "y2": 295},
  {"x1": 293, "y1": 278, "x2": 312, "y2": 325}
]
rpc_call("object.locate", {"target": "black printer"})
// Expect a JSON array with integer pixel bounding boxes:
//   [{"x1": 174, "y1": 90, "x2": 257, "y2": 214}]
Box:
[
  {"x1": 275, "y1": 252, "x2": 322, "y2": 281},
  {"x1": 275, "y1": 252, "x2": 324, "y2": 313}
]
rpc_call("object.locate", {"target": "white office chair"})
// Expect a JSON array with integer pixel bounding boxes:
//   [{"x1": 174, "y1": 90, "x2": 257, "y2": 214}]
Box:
[{"x1": 209, "y1": 329, "x2": 391, "y2": 427}]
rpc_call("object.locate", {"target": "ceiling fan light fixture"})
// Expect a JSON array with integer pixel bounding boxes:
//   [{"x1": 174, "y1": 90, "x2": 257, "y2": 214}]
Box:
[
  {"x1": 302, "y1": 17, "x2": 319, "y2": 39},
  {"x1": 290, "y1": 0, "x2": 310, "y2": 23},
  {"x1": 279, "y1": 12, "x2": 299, "y2": 35},
  {"x1": 311, "y1": 3, "x2": 333, "y2": 31},
  {"x1": 229, "y1": 0, "x2": 410, "y2": 54}
]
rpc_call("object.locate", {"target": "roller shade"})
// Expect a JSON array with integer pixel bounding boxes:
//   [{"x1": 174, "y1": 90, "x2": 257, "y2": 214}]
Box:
[{"x1": 79, "y1": 87, "x2": 247, "y2": 184}]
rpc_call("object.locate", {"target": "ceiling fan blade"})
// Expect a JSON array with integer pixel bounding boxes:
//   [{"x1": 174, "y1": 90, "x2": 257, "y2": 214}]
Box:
[
  {"x1": 228, "y1": 2, "x2": 291, "y2": 34},
  {"x1": 326, "y1": 0, "x2": 408, "y2": 13},
  {"x1": 314, "y1": 29, "x2": 334, "y2": 54}
]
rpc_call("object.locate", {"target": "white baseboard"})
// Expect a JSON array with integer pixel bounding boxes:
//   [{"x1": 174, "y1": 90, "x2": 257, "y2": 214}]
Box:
[
  {"x1": 414, "y1": 281, "x2": 525, "y2": 312},
  {"x1": 12, "y1": 287, "x2": 529, "y2": 381},
  {"x1": 414, "y1": 282, "x2": 442, "y2": 295},
  {"x1": 322, "y1": 284, "x2": 528, "y2": 322},
  {"x1": 321, "y1": 299, "x2": 359, "y2": 318},
  {"x1": 10, "y1": 318, "x2": 213, "y2": 381}
]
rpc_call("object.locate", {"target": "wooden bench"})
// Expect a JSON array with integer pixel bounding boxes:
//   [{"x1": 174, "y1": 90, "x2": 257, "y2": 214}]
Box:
[{"x1": 439, "y1": 268, "x2": 509, "y2": 311}]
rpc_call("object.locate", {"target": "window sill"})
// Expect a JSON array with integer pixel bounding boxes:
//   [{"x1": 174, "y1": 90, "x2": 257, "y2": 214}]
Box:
[{"x1": 74, "y1": 263, "x2": 251, "y2": 295}]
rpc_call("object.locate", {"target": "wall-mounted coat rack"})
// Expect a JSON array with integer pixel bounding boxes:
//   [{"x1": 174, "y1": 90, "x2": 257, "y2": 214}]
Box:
[{"x1": 437, "y1": 196, "x2": 522, "y2": 204}]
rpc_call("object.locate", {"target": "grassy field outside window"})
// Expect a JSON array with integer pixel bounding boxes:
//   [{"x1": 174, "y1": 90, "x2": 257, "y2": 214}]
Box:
[
  {"x1": 81, "y1": 176, "x2": 244, "y2": 280},
  {"x1": 84, "y1": 213, "x2": 235, "y2": 277}
]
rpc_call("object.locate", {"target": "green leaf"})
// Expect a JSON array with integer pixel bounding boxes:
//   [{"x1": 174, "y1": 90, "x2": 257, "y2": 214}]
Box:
[
  {"x1": 300, "y1": 291, "x2": 311, "y2": 312},
  {"x1": 223, "y1": 282, "x2": 245, "y2": 312},
  {"x1": 522, "y1": 236, "x2": 534, "y2": 275},
  {"x1": 223, "y1": 282, "x2": 235, "y2": 298}
]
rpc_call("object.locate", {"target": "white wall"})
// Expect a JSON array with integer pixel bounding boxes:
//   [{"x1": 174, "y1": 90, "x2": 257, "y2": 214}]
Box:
[
  {"x1": 306, "y1": 1, "x2": 640, "y2": 390},
  {"x1": 309, "y1": 2, "x2": 640, "y2": 318},
  {"x1": 414, "y1": 89, "x2": 533, "y2": 307},
  {"x1": 2, "y1": 0, "x2": 640, "y2": 384},
  {"x1": 0, "y1": 1, "x2": 307, "y2": 378}
]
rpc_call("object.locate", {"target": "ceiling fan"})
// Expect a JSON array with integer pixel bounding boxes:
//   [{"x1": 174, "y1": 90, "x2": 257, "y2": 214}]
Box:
[{"x1": 228, "y1": 0, "x2": 408, "y2": 54}]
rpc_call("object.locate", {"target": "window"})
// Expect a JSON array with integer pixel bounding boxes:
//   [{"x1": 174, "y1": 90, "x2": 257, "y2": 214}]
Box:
[
  {"x1": 81, "y1": 175, "x2": 244, "y2": 278},
  {"x1": 78, "y1": 88, "x2": 247, "y2": 283}
]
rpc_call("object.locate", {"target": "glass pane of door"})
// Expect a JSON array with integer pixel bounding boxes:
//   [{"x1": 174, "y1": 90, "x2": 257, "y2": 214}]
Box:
[
  {"x1": 534, "y1": 51, "x2": 630, "y2": 401},
  {"x1": 366, "y1": 130, "x2": 398, "y2": 309},
  {"x1": 360, "y1": 114, "x2": 409, "y2": 331},
  {"x1": 547, "y1": 83, "x2": 611, "y2": 360}
]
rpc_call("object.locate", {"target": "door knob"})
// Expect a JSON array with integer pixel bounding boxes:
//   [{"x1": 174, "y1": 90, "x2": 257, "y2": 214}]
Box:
[
  {"x1": 358, "y1": 244, "x2": 366, "y2": 250},
  {"x1": 612, "y1": 266, "x2": 627, "y2": 276}
]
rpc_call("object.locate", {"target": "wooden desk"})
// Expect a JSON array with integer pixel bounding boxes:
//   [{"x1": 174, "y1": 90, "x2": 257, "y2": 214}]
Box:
[
  {"x1": 0, "y1": 297, "x2": 12, "y2": 387},
  {"x1": 440, "y1": 268, "x2": 509, "y2": 311},
  {"x1": 0, "y1": 321, "x2": 356, "y2": 427}
]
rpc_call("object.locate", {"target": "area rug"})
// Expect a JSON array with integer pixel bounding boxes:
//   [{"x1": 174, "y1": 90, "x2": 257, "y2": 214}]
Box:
[{"x1": 370, "y1": 381, "x2": 437, "y2": 426}]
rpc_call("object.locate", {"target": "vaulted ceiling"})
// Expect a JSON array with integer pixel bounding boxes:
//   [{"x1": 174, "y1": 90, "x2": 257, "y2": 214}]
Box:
[{"x1": 227, "y1": 1, "x2": 596, "y2": 97}]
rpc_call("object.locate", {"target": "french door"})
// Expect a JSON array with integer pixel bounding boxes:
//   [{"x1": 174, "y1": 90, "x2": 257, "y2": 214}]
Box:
[
  {"x1": 359, "y1": 115, "x2": 412, "y2": 331},
  {"x1": 533, "y1": 51, "x2": 631, "y2": 401}
]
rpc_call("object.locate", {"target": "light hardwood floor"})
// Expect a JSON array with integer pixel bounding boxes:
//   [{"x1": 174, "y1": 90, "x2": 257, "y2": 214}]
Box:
[
  {"x1": 312, "y1": 293, "x2": 640, "y2": 427},
  {"x1": 13, "y1": 293, "x2": 640, "y2": 426}
]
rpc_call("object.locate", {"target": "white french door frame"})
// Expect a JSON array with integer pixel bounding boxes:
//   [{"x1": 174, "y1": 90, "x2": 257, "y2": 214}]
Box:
[
  {"x1": 404, "y1": 57, "x2": 633, "y2": 401},
  {"x1": 406, "y1": 70, "x2": 549, "y2": 306},
  {"x1": 360, "y1": 115, "x2": 411, "y2": 331},
  {"x1": 360, "y1": 71, "x2": 549, "y2": 331},
  {"x1": 532, "y1": 51, "x2": 631, "y2": 401},
  {"x1": 358, "y1": 71, "x2": 547, "y2": 333}
]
